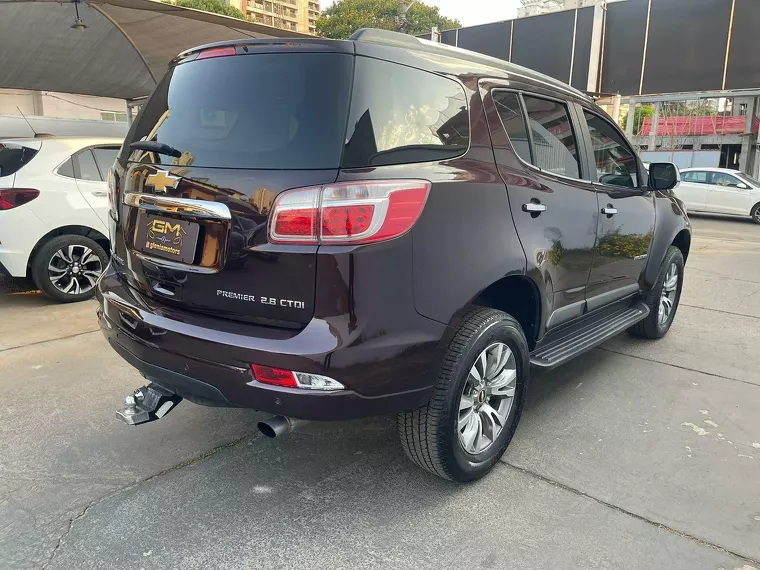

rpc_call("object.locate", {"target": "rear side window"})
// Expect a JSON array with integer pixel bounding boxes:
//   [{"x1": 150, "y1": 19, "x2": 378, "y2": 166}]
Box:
[
  {"x1": 522, "y1": 96, "x2": 580, "y2": 179},
  {"x1": 123, "y1": 52, "x2": 353, "y2": 170},
  {"x1": 75, "y1": 150, "x2": 102, "y2": 182},
  {"x1": 492, "y1": 91, "x2": 532, "y2": 164},
  {"x1": 682, "y1": 171, "x2": 708, "y2": 184},
  {"x1": 342, "y1": 58, "x2": 470, "y2": 168},
  {"x1": 92, "y1": 147, "x2": 119, "y2": 175},
  {"x1": 0, "y1": 143, "x2": 39, "y2": 178}
]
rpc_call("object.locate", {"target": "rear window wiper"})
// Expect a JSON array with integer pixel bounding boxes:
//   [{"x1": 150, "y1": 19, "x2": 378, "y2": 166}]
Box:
[{"x1": 129, "y1": 140, "x2": 182, "y2": 158}]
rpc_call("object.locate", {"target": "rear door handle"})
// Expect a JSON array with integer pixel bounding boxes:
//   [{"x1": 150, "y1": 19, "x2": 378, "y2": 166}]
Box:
[
  {"x1": 91, "y1": 191, "x2": 108, "y2": 197},
  {"x1": 523, "y1": 202, "x2": 547, "y2": 213},
  {"x1": 602, "y1": 206, "x2": 618, "y2": 216}
]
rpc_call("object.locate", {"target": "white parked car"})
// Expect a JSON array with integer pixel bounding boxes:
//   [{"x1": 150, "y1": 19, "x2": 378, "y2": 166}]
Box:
[
  {"x1": 676, "y1": 167, "x2": 760, "y2": 224},
  {"x1": 0, "y1": 136, "x2": 122, "y2": 301}
]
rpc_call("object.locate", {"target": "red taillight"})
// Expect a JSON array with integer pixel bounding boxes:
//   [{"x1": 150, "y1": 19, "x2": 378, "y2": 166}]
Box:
[
  {"x1": 197, "y1": 46, "x2": 237, "y2": 60},
  {"x1": 251, "y1": 365, "x2": 298, "y2": 389},
  {"x1": 273, "y1": 208, "x2": 319, "y2": 240},
  {"x1": 268, "y1": 180, "x2": 431, "y2": 245},
  {"x1": 0, "y1": 188, "x2": 39, "y2": 211}
]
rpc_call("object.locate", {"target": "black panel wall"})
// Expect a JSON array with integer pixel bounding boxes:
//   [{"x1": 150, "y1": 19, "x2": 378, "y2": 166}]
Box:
[
  {"x1": 725, "y1": 0, "x2": 760, "y2": 89},
  {"x1": 570, "y1": 6, "x2": 594, "y2": 91},
  {"x1": 600, "y1": 0, "x2": 648, "y2": 95},
  {"x1": 511, "y1": 10, "x2": 575, "y2": 84},
  {"x1": 457, "y1": 21, "x2": 512, "y2": 61},
  {"x1": 440, "y1": 29, "x2": 457, "y2": 47},
  {"x1": 643, "y1": 0, "x2": 731, "y2": 94}
]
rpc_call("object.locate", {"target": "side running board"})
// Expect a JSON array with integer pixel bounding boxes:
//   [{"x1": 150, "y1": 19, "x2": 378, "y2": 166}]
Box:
[{"x1": 530, "y1": 301, "x2": 649, "y2": 369}]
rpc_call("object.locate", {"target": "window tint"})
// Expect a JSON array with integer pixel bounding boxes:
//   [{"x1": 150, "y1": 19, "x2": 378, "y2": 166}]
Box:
[
  {"x1": 0, "y1": 143, "x2": 39, "y2": 178},
  {"x1": 57, "y1": 157, "x2": 75, "y2": 178},
  {"x1": 583, "y1": 111, "x2": 638, "y2": 188},
  {"x1": 343, "y1": 57, "x2": 469, "y2": 168},
  {"x1": 522, "y1": 96, "x2": 580, "y2": 179},
  {"x1": 92, "y1": 147, "x2": 118, "y2": 176},
  {"x1": 682, "y1": 171, "x2": 708, "y2": 183},
  {"x1": 492, "y1": 91, "x2": 531, "y2": 164},
  {"x1": 76, "y1": 150, "x2": 102, "y2": 182},
  {"x1": 710, "y1": 172, "x2": 742, "y2": 187},
  {"x1": 123, "y1": 53, "x2": 353, "y2": 169}
]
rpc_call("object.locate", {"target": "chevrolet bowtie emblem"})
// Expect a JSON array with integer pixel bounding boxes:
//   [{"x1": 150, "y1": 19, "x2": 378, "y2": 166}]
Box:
[{"x1": 146, "y1": 170, "x2": 180, "y2": 194}]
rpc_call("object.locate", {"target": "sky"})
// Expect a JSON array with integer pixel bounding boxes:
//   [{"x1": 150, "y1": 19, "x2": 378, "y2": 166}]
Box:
[{"x1": 319, "y1": 0, "x2": 522, "y2": 28}]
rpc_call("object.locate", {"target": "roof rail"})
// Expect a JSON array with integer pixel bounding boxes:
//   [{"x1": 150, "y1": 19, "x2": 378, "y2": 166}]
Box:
[{"x1": 349, "y1": 28, "x2": 588, "y2": 101}]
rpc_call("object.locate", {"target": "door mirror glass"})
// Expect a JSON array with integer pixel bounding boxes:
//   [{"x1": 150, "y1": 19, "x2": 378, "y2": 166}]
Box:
[{"x1": 648, "y1": 162, "x2": 680, "y2": 191}]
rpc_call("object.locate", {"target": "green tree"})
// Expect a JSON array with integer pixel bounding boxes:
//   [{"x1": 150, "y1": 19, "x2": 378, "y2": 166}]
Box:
[
  {"x1": 621, "y1": 104, "x2": 654, "y2": 134},
  {"x1": 316, "y1": 0, "x2": 460, "y2": 40},
  {"x1": 171, "y1": 0, "x2": 245, "y2": 19}
]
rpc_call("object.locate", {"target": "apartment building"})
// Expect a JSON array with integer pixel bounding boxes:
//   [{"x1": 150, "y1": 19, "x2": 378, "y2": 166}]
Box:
[
  {"x1": 518, "y1": 0, "x2": 600, "y2": 18},
  {"x1": 228, "y1": 0, "x2": 320, "y2": 34}
]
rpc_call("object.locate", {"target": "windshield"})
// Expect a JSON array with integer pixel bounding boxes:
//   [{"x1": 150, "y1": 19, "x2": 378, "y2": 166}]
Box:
[
  {"x1": 736, "y1": 173, "x2": 760, "y2": 187},
  {"x1": 122, "y1": 52, "x2": 354, "y2": 170}
]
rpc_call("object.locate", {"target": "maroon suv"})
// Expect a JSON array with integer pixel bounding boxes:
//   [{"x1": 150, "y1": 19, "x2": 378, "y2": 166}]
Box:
[{"x1": 98, "y1": 29, "x2": 690, "y2": 482}]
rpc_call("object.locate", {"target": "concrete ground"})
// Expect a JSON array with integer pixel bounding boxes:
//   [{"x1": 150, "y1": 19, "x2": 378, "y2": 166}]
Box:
[{"x1": 1, "y1": 215, "x2": 759, "y2": 570}]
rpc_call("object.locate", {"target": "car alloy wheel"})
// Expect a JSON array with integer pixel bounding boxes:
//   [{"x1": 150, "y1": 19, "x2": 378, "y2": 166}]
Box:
[
  {"x1": 457, "y1": 342, "x2": 517, "y2": 455},
  {"x1": 658, "y1": 262, "x2": 679, "y2": 326},
  {"x1": 47, "y1": 244, "x2": 103, "y2": 296}
]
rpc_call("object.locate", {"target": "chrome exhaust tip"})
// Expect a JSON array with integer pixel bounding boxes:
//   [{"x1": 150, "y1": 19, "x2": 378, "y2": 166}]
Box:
[{"x1": 257, "y1": 415, "x2": 307, "y2": 438}]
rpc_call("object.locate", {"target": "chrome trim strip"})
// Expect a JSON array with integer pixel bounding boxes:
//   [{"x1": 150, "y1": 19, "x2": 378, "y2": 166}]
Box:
[
  {"x1": 132, "y1": 252, "x2": 219, "y2": 274},
  {"x1": 124, "y1": 192, "x2": 232, "y2": 221},
  {"x1": 585, "y1": 284, "x2": 640, "y2": 313}
]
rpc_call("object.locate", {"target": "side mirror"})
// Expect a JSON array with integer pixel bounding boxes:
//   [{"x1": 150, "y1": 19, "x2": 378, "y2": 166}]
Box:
[
  {"x1": 737, "y1": 183, "x2": 749, "y2": 189},
  {"x1": 648, "y1": 162, "x2": 680, "y2": 191}
]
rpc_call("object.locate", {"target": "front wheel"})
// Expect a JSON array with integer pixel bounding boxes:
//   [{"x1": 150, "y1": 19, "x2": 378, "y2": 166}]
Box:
[
  {"x1": 31, "y1": 235, "x2": 108, "y2": 303},
  {"x1": 398, "y1": 308, "x2": 529, "y2": 482},
  {"x1": 751, "y1": 202, "x2": 760, "y2": 225},
  {"x1": 628, "y1": 245, "x2": 684, "y2": 339}
]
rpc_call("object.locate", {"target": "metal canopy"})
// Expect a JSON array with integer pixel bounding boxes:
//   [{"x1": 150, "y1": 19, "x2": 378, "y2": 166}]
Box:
[{"x1": 0, "y1": 0, "x2": 309, "y2": 100}]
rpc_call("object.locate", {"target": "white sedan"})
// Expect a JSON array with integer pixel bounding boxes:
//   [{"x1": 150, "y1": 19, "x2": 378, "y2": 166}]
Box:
[
  {"x1": 676, "y1": 167, "x2": 760, "y2": 224},
  {"x1": 0, "y1": 136, "x2": 122, "y2": 301}
]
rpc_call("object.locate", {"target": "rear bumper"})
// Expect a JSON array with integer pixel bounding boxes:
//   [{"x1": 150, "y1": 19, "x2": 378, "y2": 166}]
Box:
[{"x1": 97, "y1": 265, "x2": 444, "y2": 421}]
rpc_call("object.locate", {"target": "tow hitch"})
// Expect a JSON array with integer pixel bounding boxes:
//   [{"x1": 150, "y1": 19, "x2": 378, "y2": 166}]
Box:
[{"x1": 116, "y1": 384, "x2": 183, "y2": 425}]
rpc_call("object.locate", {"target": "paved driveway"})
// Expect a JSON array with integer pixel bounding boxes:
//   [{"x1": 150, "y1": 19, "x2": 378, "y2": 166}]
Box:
[{"x1": 1, "y1": 215, "x2": 759, "y2": 570}]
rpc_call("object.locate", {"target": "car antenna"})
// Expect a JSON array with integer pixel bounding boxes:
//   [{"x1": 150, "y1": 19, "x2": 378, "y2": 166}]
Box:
[
  {"x1": 17, "y1": 106, "x2": 38, "y2": 137},
  {"x1": 16, "y1": 107, "x2": 53, "y2": 138}
]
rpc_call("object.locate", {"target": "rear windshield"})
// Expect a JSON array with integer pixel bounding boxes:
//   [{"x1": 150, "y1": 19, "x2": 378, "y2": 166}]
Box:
[
  {"x1": 122, "y1": 52, "x2": 354, "y2": 170},
  {"x1": 0, "y1": 143, "x2": 39, "y2": 178}
]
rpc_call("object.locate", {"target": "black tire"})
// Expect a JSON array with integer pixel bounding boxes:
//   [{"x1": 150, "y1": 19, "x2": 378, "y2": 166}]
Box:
[
  {"x1": 398, "y1": 308, "x2": 529, "y2": 482},
  {"x1": 751, "y1": 202, "x2": 760, "y2": 225},
  {"x1": 31, "y1": 234, "x2": 108, "y2": 303},
  {"x1": 628, "y1": 245, "x2": 684, "y2": 339}
]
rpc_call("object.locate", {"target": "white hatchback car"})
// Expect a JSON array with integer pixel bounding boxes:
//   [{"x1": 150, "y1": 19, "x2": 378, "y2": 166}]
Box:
[
  {"x1": 0, "y1": 136, "x2": 122, "y2": 301},
  {"x1": 677, "y1": 167, "x2": 760, "y2": 224}
]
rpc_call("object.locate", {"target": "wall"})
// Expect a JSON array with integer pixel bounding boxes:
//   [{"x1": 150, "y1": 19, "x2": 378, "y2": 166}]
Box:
[
  {"x1": 434, "y1": 0, "x2": 760, "y2": 96},
  {"x1": 0, "y1": 89, "x2": 127, "y2": 121}
]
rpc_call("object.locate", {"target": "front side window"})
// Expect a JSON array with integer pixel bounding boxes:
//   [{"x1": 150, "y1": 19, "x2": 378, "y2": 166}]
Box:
[
  {"x1": 343, "y1": 58, "x2": 470, "y2": 168},
  {"x1": 522, "y1": 96, "x2": 580, "y2": 179},
  {"x1": 583, "y1": 110, "x2": 638, "y2": 188},
  {"x1": 682, "y1": 171, "x2": 708, "y2": 184},
  {"x1": 710, "y1": 172, "x2": 742, "y2": 187},
  {"x1": 492, "y1": 90, "x2": 532, "y2": 164}
]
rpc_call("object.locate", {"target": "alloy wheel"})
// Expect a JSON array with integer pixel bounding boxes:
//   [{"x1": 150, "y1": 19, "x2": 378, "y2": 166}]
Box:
[
  {"x1": 458, "y1": 342, "x2": 517, "y2": 455},
  {"x1": 658, "y1": 262, "x2": 679, "y2": 326},
  {"x1": 47, "y1": 244, "x2": 103, "y2": 296}
]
